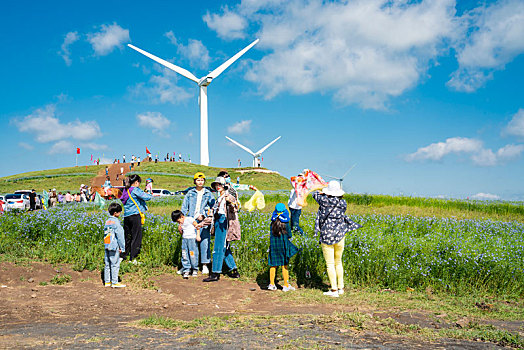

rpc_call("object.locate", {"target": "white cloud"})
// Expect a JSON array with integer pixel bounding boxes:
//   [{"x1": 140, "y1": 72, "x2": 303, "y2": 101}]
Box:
[
  {"x1": 497, "y1": 144, "x2": 524, "y2": 159},
  {"x1": 87, "y1": 23, "x2": 130, "y2": 56},
  {"x1": 470, "y1": 192, "x2": 500, "y2": 201},
  {"x1": 18, "y1": 142, "x2": 34, "y2": 150},
  {"x1": 504, "y1": 109, "x2": 524, "y2": 138},
  {"x1": 203, "y1": 7, "x2": 247, "y2": 40},
  {"x1": 227, "y1": 120, "x2": 252, "y2": 134},
  {"x1": 131, "y1": 67, "x2": 193, "y2": 104},
  {"x1": 80, "y1": 142, "x2": 108, "y2": 151},
  {"x1": 165, "y1": 31, "x2": 211, "y2": 69},
  {"x1": 13, "y1": 104, "x2": 102, "y2": 143},
  {"x1": 137, "y1": 112, "x2": 171, "y2": 136},
  {"x1": 448, "y1": 0, "x2": 524, "y2": 92},
  {"x1": 58, "y1": 31, "x2": 79, "y2": 66},
  {"x1": 406, "y1": 137, "x2": 482, "y2": 161},
  {"x1": 406, "y1": 137, "x2": 524, "y2": 166},
  {"x1": 206, "y1": 0, "x2": 459, "y2": 109},
  {"x1": 48, "y1": 140, "x2": 74, "y2": 154}
]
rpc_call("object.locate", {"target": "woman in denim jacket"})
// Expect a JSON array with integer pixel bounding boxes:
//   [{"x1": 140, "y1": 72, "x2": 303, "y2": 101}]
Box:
[
  {"x1": 120, "y1": 174, "x2": 152, "y2": 263},
  {"x1": 181, "y1": 172, "x2": 215, "y2": 274}
]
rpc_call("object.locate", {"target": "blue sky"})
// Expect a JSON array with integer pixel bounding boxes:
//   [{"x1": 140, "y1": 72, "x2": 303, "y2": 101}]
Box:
[{"x1": 2, "y1": 0, "x2": 524, "y2": 200}]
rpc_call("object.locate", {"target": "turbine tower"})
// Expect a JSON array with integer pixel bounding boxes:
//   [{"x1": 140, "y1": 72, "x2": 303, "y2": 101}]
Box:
[
  {"x1": 225, "y1": 136, "x2": 281, "y2": 167},
  {"x1": 128, "y1": 39, "x2": 259, "y2": 166}
]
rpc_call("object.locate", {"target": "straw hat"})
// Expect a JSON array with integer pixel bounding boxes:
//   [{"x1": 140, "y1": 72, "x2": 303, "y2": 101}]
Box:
[{"x1": 322, "y1": 180, "x2": 345, "y2": 197}]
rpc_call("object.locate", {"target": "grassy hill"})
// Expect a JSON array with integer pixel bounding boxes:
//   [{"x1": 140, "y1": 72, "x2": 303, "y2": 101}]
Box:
[{"x1": 0, "y1": 162, "x2": 290, "y2": 194}]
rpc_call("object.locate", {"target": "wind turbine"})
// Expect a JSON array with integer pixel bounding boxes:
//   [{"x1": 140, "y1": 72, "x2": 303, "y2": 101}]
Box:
[
  {"x1": 225, "y1": 136, "x2": 281, "y2": 167},
  {"x1": 128, "y1": 39, "x2": 259, "y2": 166},
  {"x1": 323, "y1": 164, "x2": 356, "y2": 188}
]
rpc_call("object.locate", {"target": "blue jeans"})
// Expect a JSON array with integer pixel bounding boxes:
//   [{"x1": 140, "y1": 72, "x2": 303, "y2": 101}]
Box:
[
  {"x1": 199, "y1": 226, "x2": 211, "y2": 264},
  {"x1": 290, "y1": 208, "x2": 305, "y2": 235},
  {"x1": 104, "y1": 249, "x2": 121, "y2": 284},
  {"x1": 181, "y1": 238, "x2": 199, "y2": 272},
  {"x1": 211, "y1": 214, "x2": 237, "y2": 273}
]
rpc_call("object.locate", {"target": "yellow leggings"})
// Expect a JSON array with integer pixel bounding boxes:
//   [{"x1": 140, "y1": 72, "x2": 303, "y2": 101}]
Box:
[
  {"x1": 269, "y1": 265, "x2": 289, "y2": 287},
  {"x1": 321, "y1": 237, "x2": 345, "y2": 291}
]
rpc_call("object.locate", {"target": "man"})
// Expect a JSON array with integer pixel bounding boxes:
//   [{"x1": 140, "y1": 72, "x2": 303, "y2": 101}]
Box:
[{"x1": 29, "y1": 189, "x2": 37, "y2": 211}]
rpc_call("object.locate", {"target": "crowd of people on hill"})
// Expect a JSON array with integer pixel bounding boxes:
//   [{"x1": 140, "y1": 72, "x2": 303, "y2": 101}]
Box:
[{"x1": 102, "y1": 169, "x2": 361, "y2": 298}]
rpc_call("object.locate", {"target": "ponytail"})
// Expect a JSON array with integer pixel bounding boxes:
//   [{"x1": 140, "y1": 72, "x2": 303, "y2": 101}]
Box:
[{"x1": 271, "y1": 219, "x2": 287, "y2": 237}]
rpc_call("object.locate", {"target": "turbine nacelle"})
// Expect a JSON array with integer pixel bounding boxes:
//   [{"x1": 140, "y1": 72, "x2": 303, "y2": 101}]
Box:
[{"x1": 199, "y1": 76, "x2": 213, "y2": 87}]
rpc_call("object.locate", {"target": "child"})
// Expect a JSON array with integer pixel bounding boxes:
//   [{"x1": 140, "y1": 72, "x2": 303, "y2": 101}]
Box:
[
  {"x1": 268, "y1": 203, "x2": 299, "y2": 291},
  {"x1": 172, "y1": 210, "x2": 201, "y2": 279},
  {"x1": 104, "y1": 202, "x2": 126, "y2": 288}
]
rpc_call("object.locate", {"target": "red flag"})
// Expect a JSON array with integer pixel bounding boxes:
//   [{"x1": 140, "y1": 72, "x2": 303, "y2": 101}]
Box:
[
  {"x1": 146, "y1": 147, "x2": 151, "y2": 154},
  {"x1": 76, "y1": 148, "x2": 80, "y2": 154}
]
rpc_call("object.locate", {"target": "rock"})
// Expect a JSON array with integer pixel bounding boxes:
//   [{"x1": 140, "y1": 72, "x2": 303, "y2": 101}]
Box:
[
  {"x1": 249, "y1": 288, "x2": 256, "y2": 291},
  {"x1": 31, "y1": 294, "x2": 37, "y2": 298},
  {"x1": 1, "y1": 285, "x2": 7, "y2": 288},
  {"x1": 163, "y1": 304, "x2": 168, "y2": 309},
  {"x1": 157, "y1": 288, "x2": 163, "y2": 293},
  {"x1": 27, "y1": 278, "x2": 34, "y2": 283},
  {"x1": 436, "y1": 313, "x2": 447, "y2": 318},
  {"x1": 455, "y1": 317, "x2": 469, "y2": 328},
  {"x1": 31, "y1": 287, "x2": 38, "y2": 292}
]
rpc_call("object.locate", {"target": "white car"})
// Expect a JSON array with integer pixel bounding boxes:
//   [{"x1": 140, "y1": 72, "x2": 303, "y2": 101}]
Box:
[
  {"x1": 151, "y1": 189, "x2": 174, "y2": 197},
  {"x1": 5, "y1": 193, "x2": 30, "y2": 211}
]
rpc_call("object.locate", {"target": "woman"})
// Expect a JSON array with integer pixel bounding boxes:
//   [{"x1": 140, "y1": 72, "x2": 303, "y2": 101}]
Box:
[
  {"x1": 120, "y1": 174, "x2": 152, "y2": 263},
  {"x1": 203, "y1": 176, "x2": 240, "y2": 282},
  {"x1": 313, "y1": 181, "x2": 361, "y2": 297},
  {"x1": 181, "y1": 172, "x2": 215, "y2": 275}
]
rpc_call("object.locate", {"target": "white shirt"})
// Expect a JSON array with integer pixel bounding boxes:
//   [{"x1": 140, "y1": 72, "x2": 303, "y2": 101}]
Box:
[
  {"x1": 288, "y1": 189, "x2": 302, "y2": 210},
  {"x1": 215, "y1": 193, "x2": 227, "y2": 215},
  {"x1": 193, "y1": 188, "x2": 204, "y2": 217},
  {"x1": 181, "y1": 216, "x2": 197, "y2": 239}
]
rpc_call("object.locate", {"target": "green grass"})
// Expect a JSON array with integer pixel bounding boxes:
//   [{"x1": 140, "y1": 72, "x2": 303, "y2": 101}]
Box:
[
  {"x1": 137, "y1": 312, "x2": 523, "y2": 348},
  {"x1": 50, "y1": 274, "x2": 72, "y2": 285}
]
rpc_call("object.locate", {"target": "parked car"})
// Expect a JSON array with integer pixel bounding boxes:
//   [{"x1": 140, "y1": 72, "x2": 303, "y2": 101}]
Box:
[
  {"x1": 5, "y1": 193, "x2": 30, "y2": 211},
  {"x1": 152, "y1": 189, "x2": 174, "y2": 197},
  {"x1": 14, "y1": 190, "x2": 42, "y2": 209}
]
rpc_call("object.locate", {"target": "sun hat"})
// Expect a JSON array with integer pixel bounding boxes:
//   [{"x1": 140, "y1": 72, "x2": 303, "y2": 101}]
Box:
[
  {"x1": 271, "y1": 203, "x2": 290, "y2": 222},
  {"x1": 322, "y1": 180, "x2": 345, "y2": 197},
  {"x1": 194, "y1": 172, "x2": 205, "y2": 180},
  {"x1": 211, "y1": 176, "x2": 228, "y2": 190}
]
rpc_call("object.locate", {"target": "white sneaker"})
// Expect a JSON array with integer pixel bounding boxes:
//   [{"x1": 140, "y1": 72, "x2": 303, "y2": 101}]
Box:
[
  {"x1": 282, "y1": 285, "x2": 295, "y2": 292},
  {"x1": 177, "y1": 269, "x2": 183, "y2": 275},
  {"x1": 267, "y1": 284, "x2": 277, "y2": 291},
  {"x1": 118, "y1": 257, "x2": 123, "y2": 263},
  {"x1": 192, "y1": 270, "x2": 198, "y2": 277},
  {"x1": 202, "y1": 265, "x2": 209, "y2": 275},
  {"x1": 338, "y1": 288, "x2": 344, "y2": 295},
  {"x1": 323, "y1": 290, "x2": 339, "y2": 298}
]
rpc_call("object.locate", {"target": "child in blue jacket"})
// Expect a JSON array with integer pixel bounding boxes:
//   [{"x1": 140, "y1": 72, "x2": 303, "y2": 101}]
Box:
[{"x1": 104, "y1": 202, "x2": 126, "y2": 288}]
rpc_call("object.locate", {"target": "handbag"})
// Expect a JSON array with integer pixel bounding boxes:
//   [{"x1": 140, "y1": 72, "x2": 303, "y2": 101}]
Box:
[{"x1": 128, "y1": 189, "x2": 145, "y2": 224}]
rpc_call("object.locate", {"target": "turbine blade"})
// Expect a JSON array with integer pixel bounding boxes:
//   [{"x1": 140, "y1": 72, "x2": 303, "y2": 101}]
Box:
[
  {"x1": 128, "y1": 44, "x2": 199, "y2": 83},
  {"x1": 207, "y1": 39, "x2": 259, "y2": 79},
  {"x1": 255, "y1": 136, "x2": 281, "y2": 155},
  {"x1": 321, "y1": 174, "x2": 339, "y2": 180},
  {"x1": 341, "y1": 164, "x2": 356, "y2": 179},
  {"x1": 225, "y1": 136, "x2": 256, "y2": 156}
]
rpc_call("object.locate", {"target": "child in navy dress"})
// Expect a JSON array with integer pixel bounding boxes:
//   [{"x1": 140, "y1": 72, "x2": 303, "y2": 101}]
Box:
[{"x1": 268, "y1": 203, "x2": 299, "y2": 291}]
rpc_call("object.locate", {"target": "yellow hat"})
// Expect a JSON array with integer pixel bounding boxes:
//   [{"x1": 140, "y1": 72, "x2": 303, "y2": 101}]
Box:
[{"x1": 193, "y1": 172, "x2": 206, "y2": 180}]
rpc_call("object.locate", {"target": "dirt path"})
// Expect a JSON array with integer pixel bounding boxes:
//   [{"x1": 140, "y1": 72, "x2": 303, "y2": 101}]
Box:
[{"x1": 1, "y1": 261, "x2": 518, "y2": 349}]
